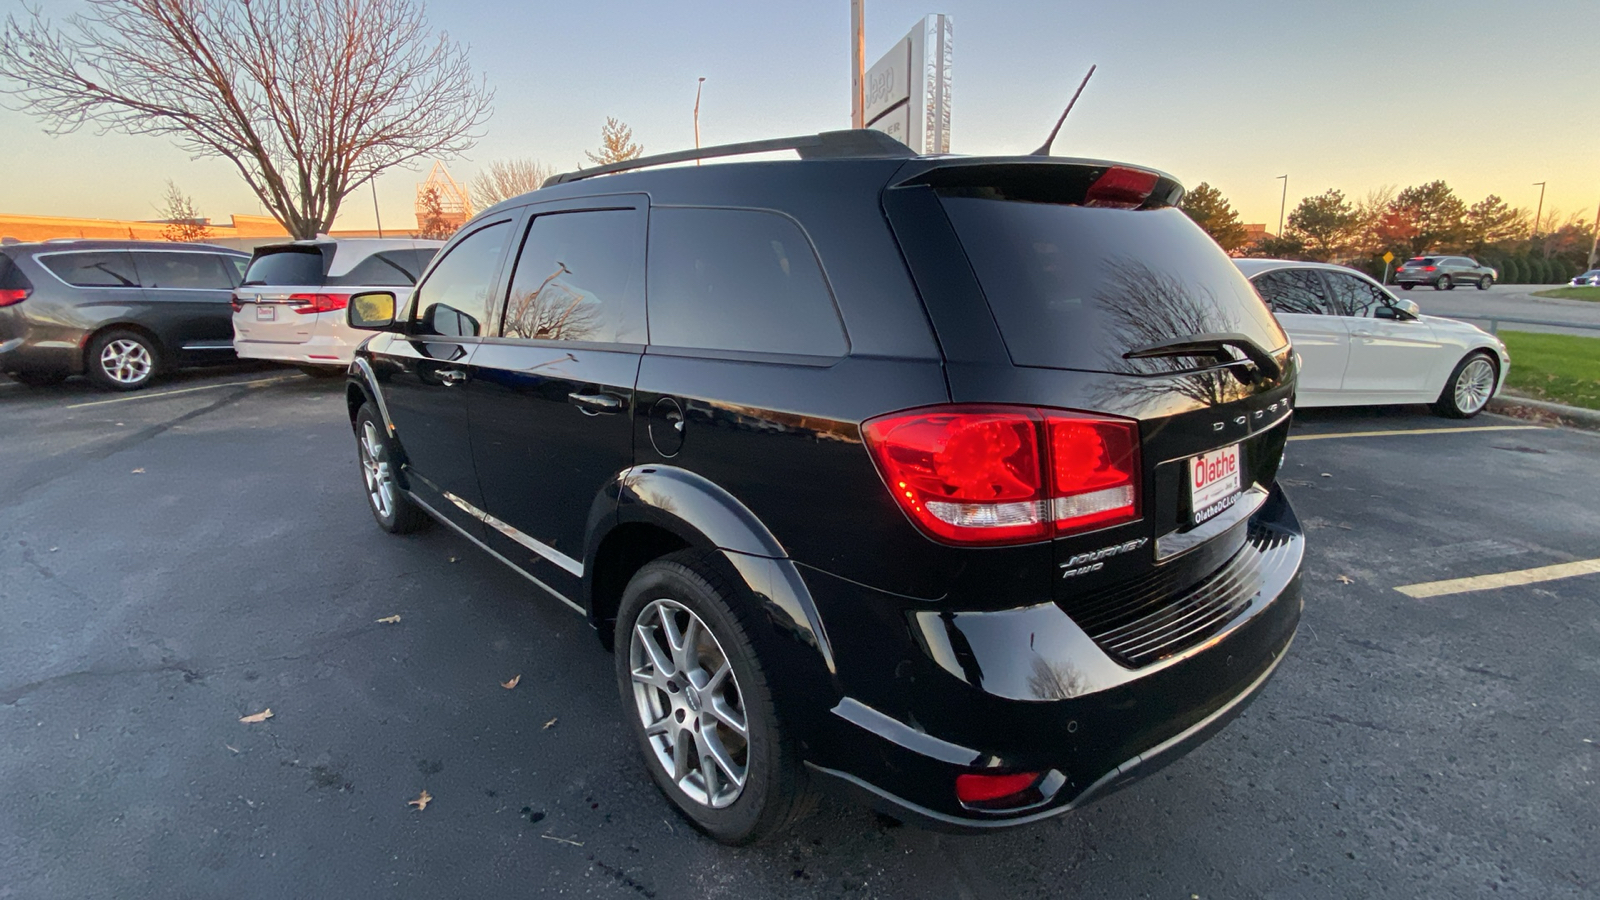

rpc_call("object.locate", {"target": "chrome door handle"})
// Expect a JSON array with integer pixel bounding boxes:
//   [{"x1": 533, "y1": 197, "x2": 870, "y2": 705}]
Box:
[
  {"x1": 439, "y1": 369, "x2": 468, "y2": 385},
  {"x1": 568, "y1": 392, "x2": 624, "y2": 415}
]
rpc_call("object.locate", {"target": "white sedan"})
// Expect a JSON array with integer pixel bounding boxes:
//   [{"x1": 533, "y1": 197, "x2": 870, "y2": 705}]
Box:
[{"x1": 1234, "y1": 259, "x2": 1509, "y2": 418}]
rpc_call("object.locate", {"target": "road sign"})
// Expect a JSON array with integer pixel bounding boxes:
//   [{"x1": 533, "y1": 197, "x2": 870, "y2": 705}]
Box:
[
  {"x1": 1382, "y1": 251, "x2": 1394, "y2": 263},
  {"x1": 863, "y1": 15, "x2": 952, "y2": 155}
]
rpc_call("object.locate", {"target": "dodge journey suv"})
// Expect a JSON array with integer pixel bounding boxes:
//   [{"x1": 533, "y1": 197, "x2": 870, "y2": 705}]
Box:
[{"x1": 339, "y1": 130, "x2": 1306, "y2": 844}]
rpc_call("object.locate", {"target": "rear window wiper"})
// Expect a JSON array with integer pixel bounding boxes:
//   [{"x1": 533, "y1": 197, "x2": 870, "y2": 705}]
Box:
[{"x1": 1124, "y1": 332, "x2": 1282, "y2": 383}]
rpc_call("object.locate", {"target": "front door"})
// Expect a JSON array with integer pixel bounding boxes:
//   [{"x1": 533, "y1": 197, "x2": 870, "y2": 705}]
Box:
[
  {"x1": 371, "y1": 217, "x2": 517, "y2": 535},
  {"x1": 1324, "y1": 270, "x2": 1445, "y2": 397},
  {"x1": 468, "y1": 199, "x2": 648, "y2": 599},
  {"x1": 1250, "y1": 268, "x2": 1349, "y2": 398}
]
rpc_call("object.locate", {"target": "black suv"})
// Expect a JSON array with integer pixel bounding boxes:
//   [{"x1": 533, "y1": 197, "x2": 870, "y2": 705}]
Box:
[
  {"x1": 340, "y1": 131, "x2": 1305, "y2": 843},
  {"x1": 0, "y1": 239, "x2": 249, "y2": 389}
]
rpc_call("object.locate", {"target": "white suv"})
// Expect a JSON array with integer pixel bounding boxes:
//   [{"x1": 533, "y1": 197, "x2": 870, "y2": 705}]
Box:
[{"x1": 232, "y1": 239, "x2": 442, "y2": 374}]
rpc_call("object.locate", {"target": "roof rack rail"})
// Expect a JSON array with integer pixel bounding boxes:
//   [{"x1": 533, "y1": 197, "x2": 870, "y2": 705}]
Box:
[{"x1": 542, "y1": 129, "x2": 916, "y2": 187}]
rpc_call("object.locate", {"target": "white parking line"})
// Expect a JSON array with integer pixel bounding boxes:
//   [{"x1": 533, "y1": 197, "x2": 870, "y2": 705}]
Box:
[
  {"x1": 64, "y1": 374, "x2": 301, "y2": 409},
  {"x1": 1395, "y1": 558, "x2": 1600, "y2": 598},
  {"x1": 1289, "y1": 425, "x2": 1545, "y2": 442}
]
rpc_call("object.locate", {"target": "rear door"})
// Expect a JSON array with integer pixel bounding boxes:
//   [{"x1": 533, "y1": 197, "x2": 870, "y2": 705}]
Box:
[
  {"x1": 467, "y1": 198, "x2": 648, "y2": 596},
  {"x1": 1327, "y1": 270, "x2": 1445, "y2": 396},
  {"x1": 129, "y1": 250, "x2": 242, "y2": 355},
  {"x1": 35, "y1": 249, "x2": 149, "y2": 335},
  {"x1": 233, "y1": 245, "x2": 329, "y2": 346},
  {"x1": 1249, "y1": 267, "x2": 1350, "y2": 396}
]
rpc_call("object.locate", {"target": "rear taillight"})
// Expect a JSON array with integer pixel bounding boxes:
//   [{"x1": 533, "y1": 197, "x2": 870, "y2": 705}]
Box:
[
  {"x1": 0, "y1": 287, "x2": 28, "y2": 307},
  {"x1": 289, "y1": 293, "x2": 350, "y2": 315},
  {"x1": 1084, "y1": 166, "x2": 1159, "y2": 209},
  {"x1": 229, "y1": 293, "x2": 243, "y2": 312},
  {"x1": 1423, "y1": 265, "x2": 1437, "y2": 272},
  {"x1": 861, "y1": 405, "x2": 1141, "y2": 546}
]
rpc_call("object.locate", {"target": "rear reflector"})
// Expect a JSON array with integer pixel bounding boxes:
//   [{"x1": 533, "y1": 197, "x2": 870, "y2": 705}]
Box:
[
  {"x1": 0, "y1": 288, "x2": 28, "y2": 307},
  {"x1": 861, "y1": 405, "x2": 1140, "y2": 546},
  {"x1": 955, "y1": 771, "x2": 1041, "y2": 805},
  {"x1": 290, "y1": 293, "x2": 350, "y2": 315},
  {"x1": 1084, "y1": 166, "x2": 1159, "y2": 209}
]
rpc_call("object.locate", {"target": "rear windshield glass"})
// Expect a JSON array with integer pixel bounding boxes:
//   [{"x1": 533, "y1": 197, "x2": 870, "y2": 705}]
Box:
[
  {"x1": 1405, "y1": 257, "x2": 1435, "y2": 266},
  {"x1": 243, "y1": 248, "x2": 326, "y2": 286},
  {"x1": 938, "y1": 197, "x2": 1286, "y2": 374}
]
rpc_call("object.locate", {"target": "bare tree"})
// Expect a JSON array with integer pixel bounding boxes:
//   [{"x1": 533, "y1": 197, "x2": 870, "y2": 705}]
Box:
[
  {"x1": 412, "y1": 184, "x2": 455, "y2": 240},
  {"x1": 156, "y1": 180, "x2": 211, "y2": 242},
  {"x1": 0, "y1": 0, "x2": 493, "y2": 240},
  {"x1": 470, "y1": 157, "x2": 555, "y2": 209},
  {"x1": 584, "y1": 117, "x2": 643, "y2": 166}
]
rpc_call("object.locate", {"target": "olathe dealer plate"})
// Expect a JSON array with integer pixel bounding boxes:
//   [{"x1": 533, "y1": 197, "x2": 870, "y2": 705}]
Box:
[{"x1": 1189, "y1": 443, "x2": 1242, "y2": 526}]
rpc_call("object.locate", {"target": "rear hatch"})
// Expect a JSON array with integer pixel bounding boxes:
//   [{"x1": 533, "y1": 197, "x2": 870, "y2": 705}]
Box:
[
  {"x1": 232, "y1": 244, "x2": 334, "y2": 345},
  {"x1": 1398, "y1": 257, "x2": 1435, "y2": 277},
  {"x1": 884, "y1": 159, "x2": 1296, "y2": 666}
]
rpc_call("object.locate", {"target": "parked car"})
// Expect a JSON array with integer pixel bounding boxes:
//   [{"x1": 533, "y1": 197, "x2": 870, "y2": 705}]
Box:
[
  {"x1": 1570, "y1": 269, "x2": 1600, "y2": 287},
  {"x1": 1393, "y1": 255, "x2": 1496, "y2": 291},
  {"x1": 340, "y1": 131, "x2": 1305, "y2": 844},
  {"x1": 231, "y1": 238, "x2": 441, "y2": 376},
  {"x1": 0, "y1": 239, "x2": 248, "y2": 390},
  {"x1": 1236, "y1": 259, "x2": 1508, "y2": 417}
]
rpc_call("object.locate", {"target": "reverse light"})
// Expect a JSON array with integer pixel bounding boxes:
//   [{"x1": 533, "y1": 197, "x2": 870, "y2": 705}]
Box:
[
  {"x1": 955, "y1": 771, "x2": 1041, "y2": 806},
  {"x1": 1084, "y1": 166, "x2": 1159, "y2": 209},
  {"x1": 0, "y1": 287, "x2": 29, "y2": 307},
  {"x1": 290, "y1": 293, "x2": 350, "y2": 315},
  {"x1": 861, "y1": 405, "x2": 1141, "y2": 546}
]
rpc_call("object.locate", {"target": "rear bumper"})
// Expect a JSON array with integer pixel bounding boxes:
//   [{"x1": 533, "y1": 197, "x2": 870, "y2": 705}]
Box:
[
  {"x1": 234, "y1": 332, "x2": 359, "y2": 366},
  {"x1": 0, "y1": 309, "x2": 82, "y2": 376},
  {"x1": 795, "y1": 484, "x2": 1304, "y2": 831}
]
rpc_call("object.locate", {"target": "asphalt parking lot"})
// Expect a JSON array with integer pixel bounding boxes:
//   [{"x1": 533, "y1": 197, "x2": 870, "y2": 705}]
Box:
[{"x1": 2, "y1": 369, "x2": 1598, "y2": 899}]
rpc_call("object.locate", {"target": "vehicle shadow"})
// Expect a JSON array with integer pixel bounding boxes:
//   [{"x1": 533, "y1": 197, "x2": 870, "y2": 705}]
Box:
[{"x1": 0, "y1": 360, "x2": 289, "y2": 401}]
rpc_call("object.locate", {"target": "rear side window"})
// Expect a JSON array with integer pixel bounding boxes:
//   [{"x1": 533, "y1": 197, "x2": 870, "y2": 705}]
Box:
[
  {"x1": 243, "y1": 248, "x2": 326, "y2": 286},
  {"x1": 939, "y1": 199, "x2": 1285, "y2": 374},
  {"x1": 501, "y1": 209, "x2": 645, "y2": 344},
  {"x1": 647, "y1": 207, "x2": 847, "y2": 358},
  {"x1": 1252, "y1": 269, "x2": 1337, "y2": 315},
  {"x1": 40, "y1": 251, "x2": 139, "y2": 287},
  {"x1": 0, "y1": 253, "x2": 31, "y2": 291},
  {"x1": 134, "y1": 251, "x2": 238, "y2": 289},
  {"x1": 328, "y1": 249, "x2": 431, "y2": 287}
]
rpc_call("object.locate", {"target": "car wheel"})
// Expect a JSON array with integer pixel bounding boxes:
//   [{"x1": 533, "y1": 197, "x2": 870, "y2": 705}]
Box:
[
  {"x1": 8, "y1": 371, "x2": 67, "y2": 387},
  {"x1": 1435, "y1": 275, "x2": 1451, "y2": 291},
  {"x1": 355, "y1": 403, "x2": 429, "y2": 534},
  {"x1": 86, "y1": 329, "x2": 160, "y2": 391},
  {"x1": 1397, "y1": 283, "x2": 1411, "y2": 290},
  {"x1": 1433, "y1": 351, "x2": 1498, "y2": 419},
  {"x1": 1478, "y1": 276, "x2": 1493, "y2": 290},
  {"x1": 297, "y1": 364, "x2": 345, "y2": 378},
  {"x1": 615, "y1": 551, "x2": 816, "y2": 845}
]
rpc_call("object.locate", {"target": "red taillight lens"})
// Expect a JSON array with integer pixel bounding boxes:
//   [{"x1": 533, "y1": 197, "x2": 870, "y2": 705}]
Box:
[
  {"x1": 229, "y1": 293, "x2": 243, "y2": 312},
  {"x1": 956, "y1": 771, "x2": 1041, "y2": 804},
  {"x1": 289, "y1": 293, "x2": 350, "y2": 315},
  {"x1": 1423, "y1": 265, "x2": 1437, "y2": 272},
  {"x1": 861, "y1": 405, "x2": 1141, "y2": 545},
  {"x1": 0, "y1": 287, "x2": 29, "y2": 307},
  {"x1": 1084, "y1": 166, "x2": 1159, "y2": 209}
]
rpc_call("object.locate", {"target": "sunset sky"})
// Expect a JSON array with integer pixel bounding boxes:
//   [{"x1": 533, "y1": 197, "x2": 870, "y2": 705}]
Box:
[{"x1": 2, "y1": 0, "x2": 1596, "y2": 232}]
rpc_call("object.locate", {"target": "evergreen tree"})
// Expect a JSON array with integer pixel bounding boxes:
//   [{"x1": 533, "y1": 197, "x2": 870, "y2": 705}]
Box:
[
  {"x1": 1178, "y1": 182, "x2": 1248, "y2": 252},
  {"x1": 585, "y1": 117, "x2": 643, "y2": 166}
]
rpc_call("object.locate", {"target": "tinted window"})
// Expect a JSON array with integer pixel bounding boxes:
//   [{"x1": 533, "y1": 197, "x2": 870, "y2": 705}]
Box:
[
  {"x1": 1252, "y1": 269, "x2": 1338, "y2": 315},
  {"x1": 134, "y1": 251, "x2": 237, "y2": 289},
  {"x1": 0, "y1": 253, "x2": 31, "y2": 291},
  {"x1": 411, "y1": 221, "x2": 511, "y2": 338},
  {"x1": 1324, "y1": 272, "x2": 1392, "y2": 317},
  {"x1": 501, "y1": 209, "x2": 645, "y2": 343},
  {"x1": 940, "y1": 199, "x2": 1286, "y2": 373},
  {"x1": 1405, "y1": 257, "x2": 1435, "y2": 267},
  {"x1": 648, "y1": 207, "x2": 846, "y2": 357},
  {"x1": 40, "y1": 251, "x2": 139, "y2": 287},
  {"x1": 244, "y1": 247, "x2": 325, "y2": 286},
  {"x1": 328, "y1": 249, "x2": 428, "y2": 287}
]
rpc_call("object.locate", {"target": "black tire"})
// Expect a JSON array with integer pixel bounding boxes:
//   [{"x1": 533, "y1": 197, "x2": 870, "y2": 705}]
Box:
[
  {"x1": 1478, "y1": 276, "x2": 1493, "y2": 290},
  {"x1": 1398, "y1": 283, "x2": 1412, "y2": 290},
  {"x1": 614, "y1": 551, "x2": 815, "y2": 845},
  {"x1": 1435, "y1": 275, "x2": 1451, "y2": 291},
  {"x1": 1432, "y1": 351, "x2": 1498, "y2": 419},
  {"x1": 297, "y1": 364, "x2": 346, "y2": 378},
  {"x1": 8, "y1": 371, "x2": 67, "y2": 387},
  {"x1": 354, "y1": 403, "x2": 429, "y2": 533},
  {"x1": 86, "y1": 329, "x2": 160, "y2": 391}
]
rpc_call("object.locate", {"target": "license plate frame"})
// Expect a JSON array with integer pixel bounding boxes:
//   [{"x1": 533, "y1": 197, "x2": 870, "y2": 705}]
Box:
[
  {"x1": 255, "y1": 305, "x2": 276, "y2": 322},
  {"x1": 1189, "y1": 443, "x2": 1243, "y2": 526}
]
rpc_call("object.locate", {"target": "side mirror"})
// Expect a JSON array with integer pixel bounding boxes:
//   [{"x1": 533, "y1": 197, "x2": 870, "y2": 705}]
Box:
[
  {"x1": 423, "y1": 302, "x2": 481, "y2": 338},
  {"x1": 347, "y1": 291, "x2": 398, "y2": 330},
  {"x1": 1394, "y1": 298, "x2": 1420, "y2": 319}
]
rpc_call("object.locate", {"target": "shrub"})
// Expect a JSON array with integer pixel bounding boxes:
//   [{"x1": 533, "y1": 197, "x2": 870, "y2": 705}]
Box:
[{"x1": 1503, "y1": 256, "x2": 1523, "y2": 283}]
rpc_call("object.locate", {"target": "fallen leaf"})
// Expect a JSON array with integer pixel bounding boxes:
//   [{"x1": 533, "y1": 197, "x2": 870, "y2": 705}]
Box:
[
  {"x1": 542, "y1": 717, "x2": 558, "y2": 730},
  {"x1": 501, "y1": 675, "x2": 521, "y2": 690},
  {"x1": 225, "y1": 744, "x2": 240, "y2": 754},
  {"x1": 1319, "y1": 473, "x2": 1332, "y2": 478},
  {"x1": 239, "y1": 708, "x2": 273, "y2": 724},
  {"x1": 408, "y1": 789, "x2": 432, "y2": 811},
  {"x1": 1336, "y1": 575, "x2": 1354, "y2": 584},
  {"x1": 448, "y1": 556, "x2": 459, "y2": 563},
  {"x1": 131, "y1": 468, "x2": 145, "y2": 474},
  {"x1": 376, "y1": 614, "x2": 402, "y2": 624}
]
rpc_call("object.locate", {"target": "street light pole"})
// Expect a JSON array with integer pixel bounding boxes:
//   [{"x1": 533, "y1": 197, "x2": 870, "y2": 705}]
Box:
[
  {"x1": 1532, "y1": 181, "x2": 1546, "y2": 236},
  {"x1": 693, "y1": 77, "x2": 706, "y2": 165},
  {"x1": 371, "y1": 179, "x2": 383, "y2": 238},
  {"x1": 851, "y1": 0, "x2": 865, "y2": 129},
  {"x1": 1276, "y1": 174, "x2": 1289, "y2": 236},
  {"x1": 1588, "y1": 196, "x2": 1600, "y2": 269}
]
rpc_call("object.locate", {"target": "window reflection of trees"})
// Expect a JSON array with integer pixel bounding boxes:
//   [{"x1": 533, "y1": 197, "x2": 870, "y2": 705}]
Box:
[{"x1": 503, "y1": 260, "x2": 602, "y2": 342}]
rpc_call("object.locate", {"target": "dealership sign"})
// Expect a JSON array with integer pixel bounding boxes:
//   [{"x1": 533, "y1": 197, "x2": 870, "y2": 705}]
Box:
[{"x1": 864, "y1": 15, "x2": 952, "y2": 155}]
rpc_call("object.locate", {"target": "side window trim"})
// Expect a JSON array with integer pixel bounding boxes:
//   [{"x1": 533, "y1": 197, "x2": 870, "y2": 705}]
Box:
[
  {"x1": 407, "y1": 214, "x2": 523, "y2": 340},
  {"x1": 495, "y1": 195, "x2": 649, "y2": 343}
]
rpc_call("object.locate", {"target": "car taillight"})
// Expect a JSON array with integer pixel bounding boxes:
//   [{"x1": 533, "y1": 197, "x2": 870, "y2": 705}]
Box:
[
  {"x1": 229, "y1": 293, "x2": 244, "y2": 312},
  {"x1": 956, "y1": 771, "x2": 1041, "y2": 805},
  {"x1": 861, "y1": 405, "x2": 1141, "y2": 546},
  {"x1": 1084, "y1": 166, "x2": 1159, "y2": 209},
  {"x1": 1423, "y1": 265, "x2": 1437, "y2": 272},
  {"x1": 0, "y1": 287, "x2": 28, "y2": 307},
  {"x1": 289, "y1": 293, "x2": 350, "y2": 315}
]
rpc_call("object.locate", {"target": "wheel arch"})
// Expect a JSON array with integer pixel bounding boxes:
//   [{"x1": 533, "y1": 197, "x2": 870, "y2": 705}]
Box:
[{"x1": 83, "y1": 321, "x2": 165, "y2": 373}]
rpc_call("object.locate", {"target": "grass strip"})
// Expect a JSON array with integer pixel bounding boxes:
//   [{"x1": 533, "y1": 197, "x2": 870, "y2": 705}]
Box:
[
  {"x1": 1530, "y1": 286, "x2": 1600, "y2": 302},
  {"x1": 1499, "y1": 330, "x2": 1600, "y2": 410}
]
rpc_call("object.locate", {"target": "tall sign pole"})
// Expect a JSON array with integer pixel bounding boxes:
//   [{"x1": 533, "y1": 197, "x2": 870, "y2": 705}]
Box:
[
  {"x1": 851, "y1": 1, "x2": 866, "y2": 129},
  {"x1": 1532, "y1": 181, "x2": 1547, "y2": 236}
]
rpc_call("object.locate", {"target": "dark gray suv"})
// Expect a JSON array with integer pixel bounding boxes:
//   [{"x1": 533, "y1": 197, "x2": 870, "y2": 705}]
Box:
[
  {"x1": 1394, "y1": 255, "x2": 1496, "y2": 291},
  {"x1": 0, "y1": 239, "x2": 249, "y2": 389}
]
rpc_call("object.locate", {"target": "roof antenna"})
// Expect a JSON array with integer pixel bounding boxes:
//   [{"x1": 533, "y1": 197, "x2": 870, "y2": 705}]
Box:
[{"x1": 1031, "y1": 64, "x2": 1096, "y2": 157}]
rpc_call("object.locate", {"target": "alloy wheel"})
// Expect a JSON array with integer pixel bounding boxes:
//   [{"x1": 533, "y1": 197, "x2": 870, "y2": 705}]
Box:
[
  {"x1": 99, "y1": 339, "x2": 152, "y2": 385},
  {"x1": 629, "y1": 598, "x2": 749, "y2": 809},
  {"x1": 1454, "y1": 357, "x2": 1496, "y2": 415},
  {"x1": 360, "y1": 420, "x2": 395, "y2": 520}
]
